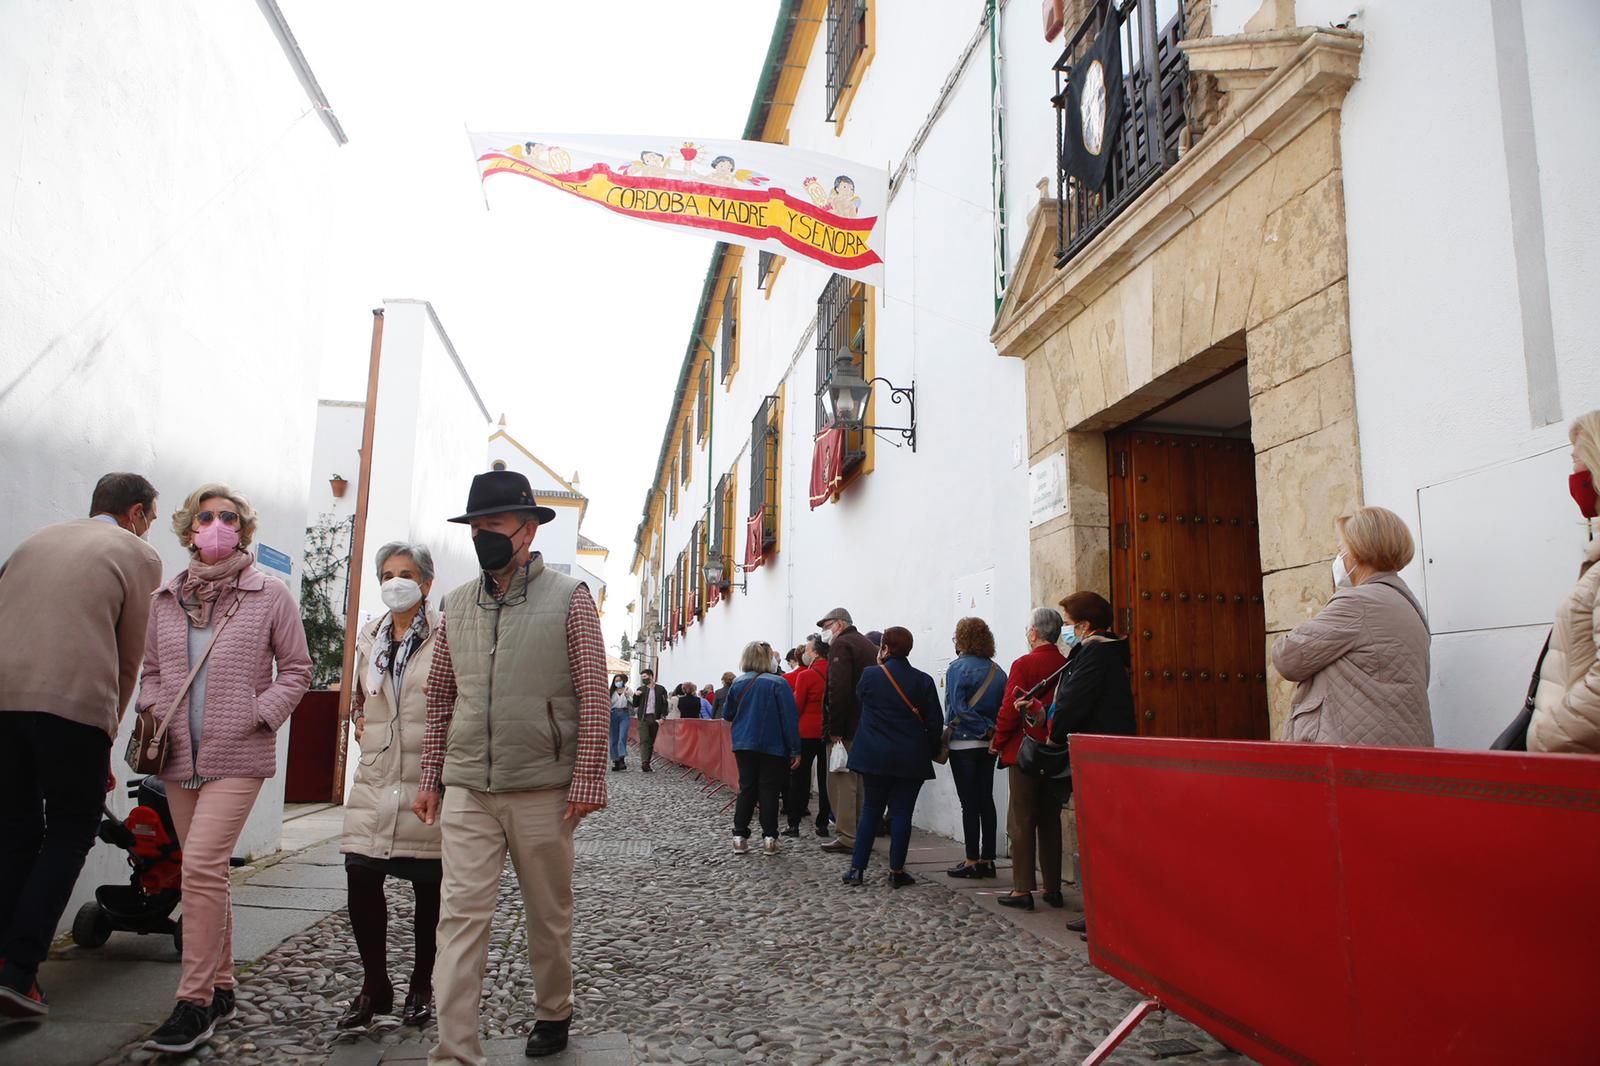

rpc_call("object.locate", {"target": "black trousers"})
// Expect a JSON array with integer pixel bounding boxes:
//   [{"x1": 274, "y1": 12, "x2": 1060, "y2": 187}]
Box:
[
  {"x1": 733, "y1": 751, "x2": 788, "y2": 840},
  {"x1": 786, "y1": 738, "x2": 832, "y2": 831},
  {"x1": 947, "y1": 747, "x2": 998, "y2": 861},
  {"x1": 0, "y1": 711, "x2": 112, "y2": 982}
]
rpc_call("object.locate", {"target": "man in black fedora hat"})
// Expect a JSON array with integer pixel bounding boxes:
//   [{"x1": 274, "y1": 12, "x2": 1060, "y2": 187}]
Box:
[{"x1": 412, "y1": 470, "x2": 608, "y2": 1062}]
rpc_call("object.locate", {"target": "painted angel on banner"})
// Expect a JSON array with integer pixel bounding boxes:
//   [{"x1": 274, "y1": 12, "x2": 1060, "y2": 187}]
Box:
[{"x1": 803, "y1": 175, "x2": 861, "y2": 218}]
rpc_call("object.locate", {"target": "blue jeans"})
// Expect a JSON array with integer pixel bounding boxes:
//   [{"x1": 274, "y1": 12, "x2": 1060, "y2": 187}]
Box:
[
  {"x1": 851, "y1": 774, "x2": 923, "y2": 872},
  {"x1": 608, "y1": 710, "x2": 631, "y2": 762},
  {"x1": 947, "y1": 748, "x2": 997, "y2": 861}
]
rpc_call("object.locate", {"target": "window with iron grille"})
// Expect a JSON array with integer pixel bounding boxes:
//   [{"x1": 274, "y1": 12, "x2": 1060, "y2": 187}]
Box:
[
  {"x1": 749, "y1": 394, "x2": 781, "y2": 551},
  {"x1": 825, "y1": 0, "x2": 868, "y2": 122},
  {"x1": 815, "y1": 274, "x2": 868, "y2": 473},
  {"x1": 712, "y1": 472, "x2": 730, "y2": 577},
  {"x1": 680, "y1": 419, "x2": 692, "y2": 483},
  {"x1": 689, "y1": 518, "x2": 704, "y2": 618},
  {"x1": 720, "y1": 274, "x2": 739, "y2": 381},
  {"x1": 669, "y1": 459, "x2": 679, "y2": 514},
  {"x1": 756, "y1": 251, "x2": 777, "y2": 291},
  {"x1": 697, "y1": 362, "x2": 710, "y2": 441},
  {"x1": 662, "y1": 572, "x2": 674, "y2": 640}
]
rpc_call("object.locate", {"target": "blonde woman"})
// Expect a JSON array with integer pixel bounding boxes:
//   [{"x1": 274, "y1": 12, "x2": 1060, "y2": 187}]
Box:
[
  {"x1": 338, "y1": 542, "x2": 443, "y2": 1031},
  {"x1": 1528, "y1": 411, "x2": 1600, "y2": 753},
  {"x1": 139, "y1": 484, "x2": 311, "y2": 1053},
  {"x1": 1272, "y1": 506, "x2": 1432, "y2": 746}
]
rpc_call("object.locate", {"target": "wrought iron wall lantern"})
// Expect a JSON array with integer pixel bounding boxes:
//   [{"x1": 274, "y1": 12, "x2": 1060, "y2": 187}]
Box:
[
  {"x1": 704, "y1": 558, "x2": 748, "y2": 595},
  {"x1": 820, "y1": 353, "x2": 917, "y2": 451}
]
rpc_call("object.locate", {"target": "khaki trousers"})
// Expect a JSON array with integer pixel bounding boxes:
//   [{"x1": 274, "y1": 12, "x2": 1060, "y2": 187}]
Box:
[
  {"x1": 166, "y1": 777, "x2": 263, "y2": 1005},
  {"x1": 1006, "y1": 766, "x2": 1062, "y2": 894},
  {"x1": 637, "y1": 716, "x2": 658, "y2": 768},
  {"x1": 429, "y1": 786, "x2": 575, "y2": 1066},
  {"x1": 825, "y1": 739, "x2": 860, "y2": 847}
]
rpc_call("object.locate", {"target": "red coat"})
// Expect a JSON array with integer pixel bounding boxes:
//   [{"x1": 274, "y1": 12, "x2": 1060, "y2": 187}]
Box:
[
  {"x1": 992, "y1": 642, "x2": 1068, "y2": 767},
  {"x1": 793, "y1": 659, "x2": 827, "y2": 740}
]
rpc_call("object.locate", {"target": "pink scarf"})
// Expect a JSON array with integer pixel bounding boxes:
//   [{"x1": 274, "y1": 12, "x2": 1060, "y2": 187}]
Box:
[{"x1": 179, "y1": 550, "x2": 254, "y2": 628}]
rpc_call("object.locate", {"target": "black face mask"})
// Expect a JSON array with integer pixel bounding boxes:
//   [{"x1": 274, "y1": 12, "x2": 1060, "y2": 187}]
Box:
[{"x1": 473, "y1": 523, "x2": 524, "y2": 571}]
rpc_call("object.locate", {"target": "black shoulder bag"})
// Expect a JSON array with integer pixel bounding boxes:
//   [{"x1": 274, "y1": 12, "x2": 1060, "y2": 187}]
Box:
[
  {"x1": 1015, "y1": 660, "x2": 1073, "y2": 781},
  {"x1": 1490, "y1": 633, "x2": 1552, "y2": 752}
]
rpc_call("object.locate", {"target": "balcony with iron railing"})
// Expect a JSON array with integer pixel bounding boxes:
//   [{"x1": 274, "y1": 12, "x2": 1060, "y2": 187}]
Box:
[{"x1": 1054, "y1": 0, "x2": 1188, "y2": 267}]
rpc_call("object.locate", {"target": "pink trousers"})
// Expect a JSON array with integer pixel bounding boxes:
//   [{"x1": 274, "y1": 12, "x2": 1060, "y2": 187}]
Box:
[{"x1": 166, "y1": 777, "x2": 263, "y2": 1005}]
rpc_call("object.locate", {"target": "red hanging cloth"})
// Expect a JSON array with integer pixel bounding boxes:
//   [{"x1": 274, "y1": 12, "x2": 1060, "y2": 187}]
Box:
[
  {"x1": 745, "y1": 507, "x2": 766, "y2": 572},
  {"x1": 810, "y1": 426, "x2": 846, "y2": 510}
]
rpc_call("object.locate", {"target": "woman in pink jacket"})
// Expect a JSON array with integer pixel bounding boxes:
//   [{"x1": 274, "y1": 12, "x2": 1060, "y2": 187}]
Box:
[{"x1": 137, "y1": 484, "x2": 312, "y2": 1054}]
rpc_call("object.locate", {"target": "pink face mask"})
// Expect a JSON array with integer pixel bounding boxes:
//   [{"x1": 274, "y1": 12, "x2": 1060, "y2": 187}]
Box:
[{"x1": 193, "y1": 522, "x2": 241, "y2": 563}]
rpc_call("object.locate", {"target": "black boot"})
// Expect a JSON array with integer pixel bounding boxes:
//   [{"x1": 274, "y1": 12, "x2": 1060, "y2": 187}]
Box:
[{"x1": 525, "y1": 1016, "x2": 571, "y2": 1057}]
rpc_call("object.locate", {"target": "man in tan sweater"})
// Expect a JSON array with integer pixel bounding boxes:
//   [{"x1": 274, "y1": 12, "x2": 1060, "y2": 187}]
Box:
[{"x1": 0, "y1": 473, "x2": 164, "y2": 1018}]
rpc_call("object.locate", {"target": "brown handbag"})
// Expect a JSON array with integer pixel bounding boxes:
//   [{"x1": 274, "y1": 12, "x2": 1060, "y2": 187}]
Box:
[
  {"x1": 883, "y1": 664, "x2": 950, "y2": 765},
  {"x1": 124, "y1": 596, "x2": 242, "y2": 775}
]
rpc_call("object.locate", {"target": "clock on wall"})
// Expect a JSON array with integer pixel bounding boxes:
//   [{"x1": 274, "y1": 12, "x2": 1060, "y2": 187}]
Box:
[{"x1": 1064, "y1": 11, "x2": 1126, "y2": 191}]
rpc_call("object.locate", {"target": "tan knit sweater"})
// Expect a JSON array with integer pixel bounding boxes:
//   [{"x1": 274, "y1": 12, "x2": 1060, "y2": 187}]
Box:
[{"x1": 0, "y1": 518, "x2": 164, "y2": 737}]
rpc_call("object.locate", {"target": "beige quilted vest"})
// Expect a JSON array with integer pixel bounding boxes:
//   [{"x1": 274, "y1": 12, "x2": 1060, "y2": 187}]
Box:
[{"x1": 441, "y1": 556, "x2": 580, "y2": 792}]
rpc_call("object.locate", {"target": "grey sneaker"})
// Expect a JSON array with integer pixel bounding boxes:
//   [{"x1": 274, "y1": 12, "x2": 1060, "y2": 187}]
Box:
[
  {"x1": 762, "y1": 837, "x2": 779, "y2": 856},
  {"x1": 731, "y1": 835, "x2": 749, "y2": 854}
]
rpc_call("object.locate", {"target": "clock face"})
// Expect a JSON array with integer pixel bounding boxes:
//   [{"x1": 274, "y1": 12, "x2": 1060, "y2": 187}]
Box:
[{"x1": 1081, "y1": 58, "x2": 1108, "y2": 156}]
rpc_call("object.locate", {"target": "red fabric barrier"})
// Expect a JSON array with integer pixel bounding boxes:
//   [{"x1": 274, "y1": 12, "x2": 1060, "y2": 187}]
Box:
[
  {"x1": 652, "y1": 719, "x2": 739, "y2": 788},
  {"x1": 1072, "y1": 736, "x2": 1600, "y2": 1065},
  {"x1": 284, "y1": 689, "x2": 340, "y2": 803}
]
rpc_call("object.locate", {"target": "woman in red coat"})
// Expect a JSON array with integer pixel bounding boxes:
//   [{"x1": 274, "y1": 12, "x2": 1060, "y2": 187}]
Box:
[
  {"x1": 783, "y1": 635, "x2": 833, "y2": 837},
  {"x1": 990, "y1": 608, "x2": 1068, "y2": 911}
]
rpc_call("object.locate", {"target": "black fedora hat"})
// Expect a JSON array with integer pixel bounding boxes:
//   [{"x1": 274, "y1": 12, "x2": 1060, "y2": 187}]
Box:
[{"x1": 448, "y1": 470, "x2": 557, "y2": 525}]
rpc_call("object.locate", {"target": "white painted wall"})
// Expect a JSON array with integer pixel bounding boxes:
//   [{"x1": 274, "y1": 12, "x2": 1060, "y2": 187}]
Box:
[
  {"x1": 641, "y1": 2, "x2": 1052, "y2": 842},
  {"x1": 0, "y1": 1, "x2": 344, "y2": 929}
]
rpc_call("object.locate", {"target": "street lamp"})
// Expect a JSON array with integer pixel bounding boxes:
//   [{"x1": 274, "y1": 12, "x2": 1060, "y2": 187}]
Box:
[
  {"x1": 821, "y1": 352, "x2": 917, "y2": 451},
  {"x1": 704, "y1": 556, "x2": 747, "y2": 594}
]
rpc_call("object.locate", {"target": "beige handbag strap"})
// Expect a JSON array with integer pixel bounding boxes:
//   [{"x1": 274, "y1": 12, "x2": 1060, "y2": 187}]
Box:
[
  {"x1": 151, "y1": 595, "x2": 243, "y2": 742},
  {"x1": 969, "y1": 663, "x2": 1000, "y2": 707},
  {"x1": 882, "y1": 664, "x2": 921, "y2": 718}
]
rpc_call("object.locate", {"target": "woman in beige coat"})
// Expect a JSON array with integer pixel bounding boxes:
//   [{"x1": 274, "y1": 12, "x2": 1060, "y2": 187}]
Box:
[
  {"x1": 1273, "y1": 506, "x2": 1433, "y2": 746},
  {"x1": 1528, "y1": 411, "x2": 1600, "y2": 754},
  {"x1": 338, "y1": 542, "x2": 443, "y2": 1031}
]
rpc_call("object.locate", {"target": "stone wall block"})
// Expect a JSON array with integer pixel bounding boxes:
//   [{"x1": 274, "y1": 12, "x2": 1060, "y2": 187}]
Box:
[
  {"x1": 1177, "y1": 202, "x2": 1229, "y2": 360},
  {"x1": 1030, "y1": 522, "x2": 1110, "y2": 607},
  {"x1": 1119, "y1": 258, "x2": 1157, "y2": 395},
  {"x1": 1253, "y1": 416, "x2": 1361, "y2": 572},
  {"x1": 1265, "y1": 631, "x2": 1296, "y2": 738},
  {"x1": 1246, "y1": 279, "x2": 1351, "y2": 396},
  {"x1": 1247, "y1": 171, "x2": 1348, "y2": 328},
  {"x1": 1210, "y1": 160, "x2": 1278, "y2": 339},
  {"x1": 1096, "y1": 303, "x2": 1130, "y2": 407},
  {"x1": 1064, "y1": 430, "x2": 1111, "y2": 526},
  {"x1": 1065, "y1": 307, "x2": 1109, "y2": 417},
  {"x1": 1150, "y1": 229, "x2": 1191, "y2": 378},
  {"x1": 1263, "y1": 559, "x2": 1332, "y2": 633},
  {"x1": 1026, "y1": 353, "x2": 1067, "y2": 455},
  {"x1": 1249, "y1": 351, "x2": 1354, "y2": 452},
  {"x1": 1266, "y1": 111, "x2": 1341, "y2": 214}
]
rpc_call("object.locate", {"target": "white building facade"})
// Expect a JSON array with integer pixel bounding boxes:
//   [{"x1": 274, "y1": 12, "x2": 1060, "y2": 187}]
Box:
[{"x1": 1, "y1": 1, "x2": 348, "y2": 924}]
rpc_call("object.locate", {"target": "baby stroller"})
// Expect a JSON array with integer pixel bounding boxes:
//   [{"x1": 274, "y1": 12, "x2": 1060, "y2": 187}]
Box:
[{"x1": 71, "y1": 776, "x2": 241, "y2": 952}]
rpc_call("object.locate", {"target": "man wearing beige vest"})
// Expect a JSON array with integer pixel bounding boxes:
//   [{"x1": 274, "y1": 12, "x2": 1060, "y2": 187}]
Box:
[
  {"x1": 412, "y1": 471, "x2": 608, "y2": 1063},
  {"x1": 0, "y1": 473, "x2": 164, "y2": 1018}
]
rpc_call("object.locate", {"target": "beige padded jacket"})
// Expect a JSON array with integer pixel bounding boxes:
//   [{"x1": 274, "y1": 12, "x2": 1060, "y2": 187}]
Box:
[
  {"x1": 340, "y1": 609, "x2": 443, "y2": 861},
  {"x1": 1272, "y1": 572, "x2": 1434, "y2": 746},
  {"x1": 1528, "y1": 525, "x2": 1600, "y2": 754}
]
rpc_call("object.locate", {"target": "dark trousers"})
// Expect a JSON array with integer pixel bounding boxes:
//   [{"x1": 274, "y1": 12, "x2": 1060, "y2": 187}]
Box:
[
  {"x1": 948, "y1": 747, "x2": 998, "y2": 861},
  {"x1": 0, "y1": 711, "x2": 111, "y2": 982},
  {"x1": 851, "y1": 774, "x2": 923, "y2": 872},
  {"x1": 732, "y1": 750, "x2": 787, "y2": 840},
  {"x1": 345, "y1": 863, "x2": 441, "y2": 1000},
  {"x1": 786, "y1": 738, "x2": 832, "y2": 831},
  {"x1": 637, "y1": 717, "x2": 658, "y2": 768},
  {"x1": 1007, "y1": 765, "x2": 1065, "y2": 893}
]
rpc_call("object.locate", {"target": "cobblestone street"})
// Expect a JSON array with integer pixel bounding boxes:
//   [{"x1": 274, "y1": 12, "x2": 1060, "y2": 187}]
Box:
[{"x1": 93, "y1": 763, "x2": 1234, "y2": 1066}]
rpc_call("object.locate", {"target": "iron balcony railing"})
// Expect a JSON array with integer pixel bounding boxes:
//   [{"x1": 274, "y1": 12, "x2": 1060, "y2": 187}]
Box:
[
  {"x1": 1054, "y1": 0, "x2": 1187, "y2": 267},
  {"x1": 814, "y1": 274, "x2": 868, "y2": 472},
  {"x1": 826, "y1": 0, "x2": 868, "y2": 122},
  {"x1": 749, "y1": 395, "x2": 780, "y2": 551}
]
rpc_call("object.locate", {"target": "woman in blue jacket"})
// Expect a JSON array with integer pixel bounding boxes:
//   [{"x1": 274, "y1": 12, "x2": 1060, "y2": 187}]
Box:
[
  {"x1": 943, "y1": 617, "x2": 1007, "y2": 880},
  {"x1": 843, "y1": 627, "x2": 943, "y2": 887},
  {"x1": 723, "y1": 641, "x2": 801, "y2": 856}
]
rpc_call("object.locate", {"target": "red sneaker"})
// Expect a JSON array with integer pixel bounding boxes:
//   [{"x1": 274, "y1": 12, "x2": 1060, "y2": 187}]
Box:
[{"x1": 0, "y1": 978, "x2": 48, "y2": 1018}]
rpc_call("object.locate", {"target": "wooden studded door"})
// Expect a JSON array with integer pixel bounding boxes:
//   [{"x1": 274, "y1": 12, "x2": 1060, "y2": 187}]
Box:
[{"x1": 1107, "y1": 430, "x2": 1269, "y2": 739}]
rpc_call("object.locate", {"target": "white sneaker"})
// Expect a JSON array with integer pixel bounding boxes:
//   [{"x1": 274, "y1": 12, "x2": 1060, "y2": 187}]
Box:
[
  {"x1": 762, "y1": 837, "x2": 779, "y2": 856},
  {"x1": 732, "y1": 836, "x2": 749, "y2": 854}
]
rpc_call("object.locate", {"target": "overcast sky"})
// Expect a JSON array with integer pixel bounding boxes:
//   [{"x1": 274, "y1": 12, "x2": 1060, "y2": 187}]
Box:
[{"x1": 286, "y1": 0, "x2": 779, "y2": 649}]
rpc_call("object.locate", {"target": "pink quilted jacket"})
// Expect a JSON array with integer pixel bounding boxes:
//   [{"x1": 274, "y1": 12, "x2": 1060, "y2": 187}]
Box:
[{"x1": 138, "y1": 564, "x2": 313, "y2": 780}]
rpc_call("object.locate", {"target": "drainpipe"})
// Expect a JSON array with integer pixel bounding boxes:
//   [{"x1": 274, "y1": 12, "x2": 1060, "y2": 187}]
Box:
[{"x1": 989, "y1": 0, "x2": 1009, "y2": 312}]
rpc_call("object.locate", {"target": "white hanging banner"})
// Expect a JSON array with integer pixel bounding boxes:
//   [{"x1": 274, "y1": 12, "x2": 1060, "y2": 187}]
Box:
[{"x1": 469, "y1": 131, "x2": 887, "y2": 284}]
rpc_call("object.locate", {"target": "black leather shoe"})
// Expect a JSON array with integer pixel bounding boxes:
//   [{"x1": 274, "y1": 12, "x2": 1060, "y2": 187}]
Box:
[
  {"x1": 401, "y1": 986, "x2": 432, "y2": 1027},
  {"x1": 841, "y1": 867, "x2": 864, "y2": 887},
  {"x1": 1042, "y1": 891, "x2": 1065, "y2": 908},
  {"x1": 336, "y1": 990, "x2": 392, "y2": 1031},
  {"x1": 996, "y1": 892, "x2": 1034, "y2": 911},
  {"x1": 889, "y1": 870, "x2": 915, "y2": 888},
  {"x1": 781, "y1": 826, "x2": 801, "y2": 837},
  {"x1": 815, "y1": 824, "x2": 832, "y2": 838},
  {"x1": 947, "y1": 862, "x2": 980, "y2": 878},
  {"x1": 976, "y1": 861, "x2": 997, "y2": 878},
  {"x1": 1064, "y1": 915, "x2": 1088, "y2": 933},
  {"x1": 525, "y1": 1016, "x2": 571, "y2": 1058}
]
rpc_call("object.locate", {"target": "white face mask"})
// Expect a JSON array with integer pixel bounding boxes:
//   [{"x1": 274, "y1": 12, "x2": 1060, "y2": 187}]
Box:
[
  {"x1": 1331, "y1": 552, "x2": 1353, "y2": 589},
  {"x1": 381, "y1": 577, "x2": 423, "y2": 611}
]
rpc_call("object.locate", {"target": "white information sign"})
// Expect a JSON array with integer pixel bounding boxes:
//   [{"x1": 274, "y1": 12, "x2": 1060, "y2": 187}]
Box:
[{"x1": 1028, "y1": 450, "x2": 1069, "y2": 528}]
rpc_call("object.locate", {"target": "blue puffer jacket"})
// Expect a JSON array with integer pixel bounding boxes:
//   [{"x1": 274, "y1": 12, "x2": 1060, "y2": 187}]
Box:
[
  {"x1": 723, "y1": 671, "x2": 800, "y2": 758},
  {"x1": 943, "y1": 654, "x2": 1007, "y2": 741}
]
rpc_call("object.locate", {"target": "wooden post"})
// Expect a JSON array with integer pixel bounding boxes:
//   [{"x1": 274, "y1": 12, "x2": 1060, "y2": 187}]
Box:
[{"x1": 331, "y1": 308, "x2": 384, "y2": 804}]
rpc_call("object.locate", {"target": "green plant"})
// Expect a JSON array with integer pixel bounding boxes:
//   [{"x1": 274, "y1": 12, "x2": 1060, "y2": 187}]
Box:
[
  {"x1": 301, "y1": 514, "x2": 350, "y2": 688},
  {"x1": 619, "y1": 632, "x2": 634, "y2": 662}
]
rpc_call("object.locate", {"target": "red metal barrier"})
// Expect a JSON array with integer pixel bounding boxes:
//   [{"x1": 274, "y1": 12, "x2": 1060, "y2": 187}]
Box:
[
  {"x1": 652, "y1": 719, "x2": 739, "y2": 788},
  {"x1": 1071, "y1": 736, "x2": 1600, "y2": 1065},
  {"x1": 284, "y1": 689, "x2": 340, "y2": 803}
]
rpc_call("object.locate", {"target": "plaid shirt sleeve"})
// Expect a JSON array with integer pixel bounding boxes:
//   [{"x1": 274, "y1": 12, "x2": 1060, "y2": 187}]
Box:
[
  {"x1": 419, "y1": 613, "x2": 457, "y2": 794},
  {"x1": 565, "y1": 584, "x2": 610, "y2": 809}
]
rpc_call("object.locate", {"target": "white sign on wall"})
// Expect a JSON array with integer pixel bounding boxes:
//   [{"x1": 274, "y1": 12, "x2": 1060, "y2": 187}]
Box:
[{"x1": 1028, "y1": 450, "x2": 1069, "y2": 528}]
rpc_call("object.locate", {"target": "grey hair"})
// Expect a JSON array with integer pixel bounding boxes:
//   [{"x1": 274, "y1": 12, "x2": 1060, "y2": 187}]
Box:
[
  {"x1": 374, "y1": 541, "x2": 435, "y2": 583},
  {"x1": 1029, "y1": 607, "x2": 1063, "y2": 644},
  {"x1": 739, "y1": 641, "x2": 771, "y2": 674}
]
